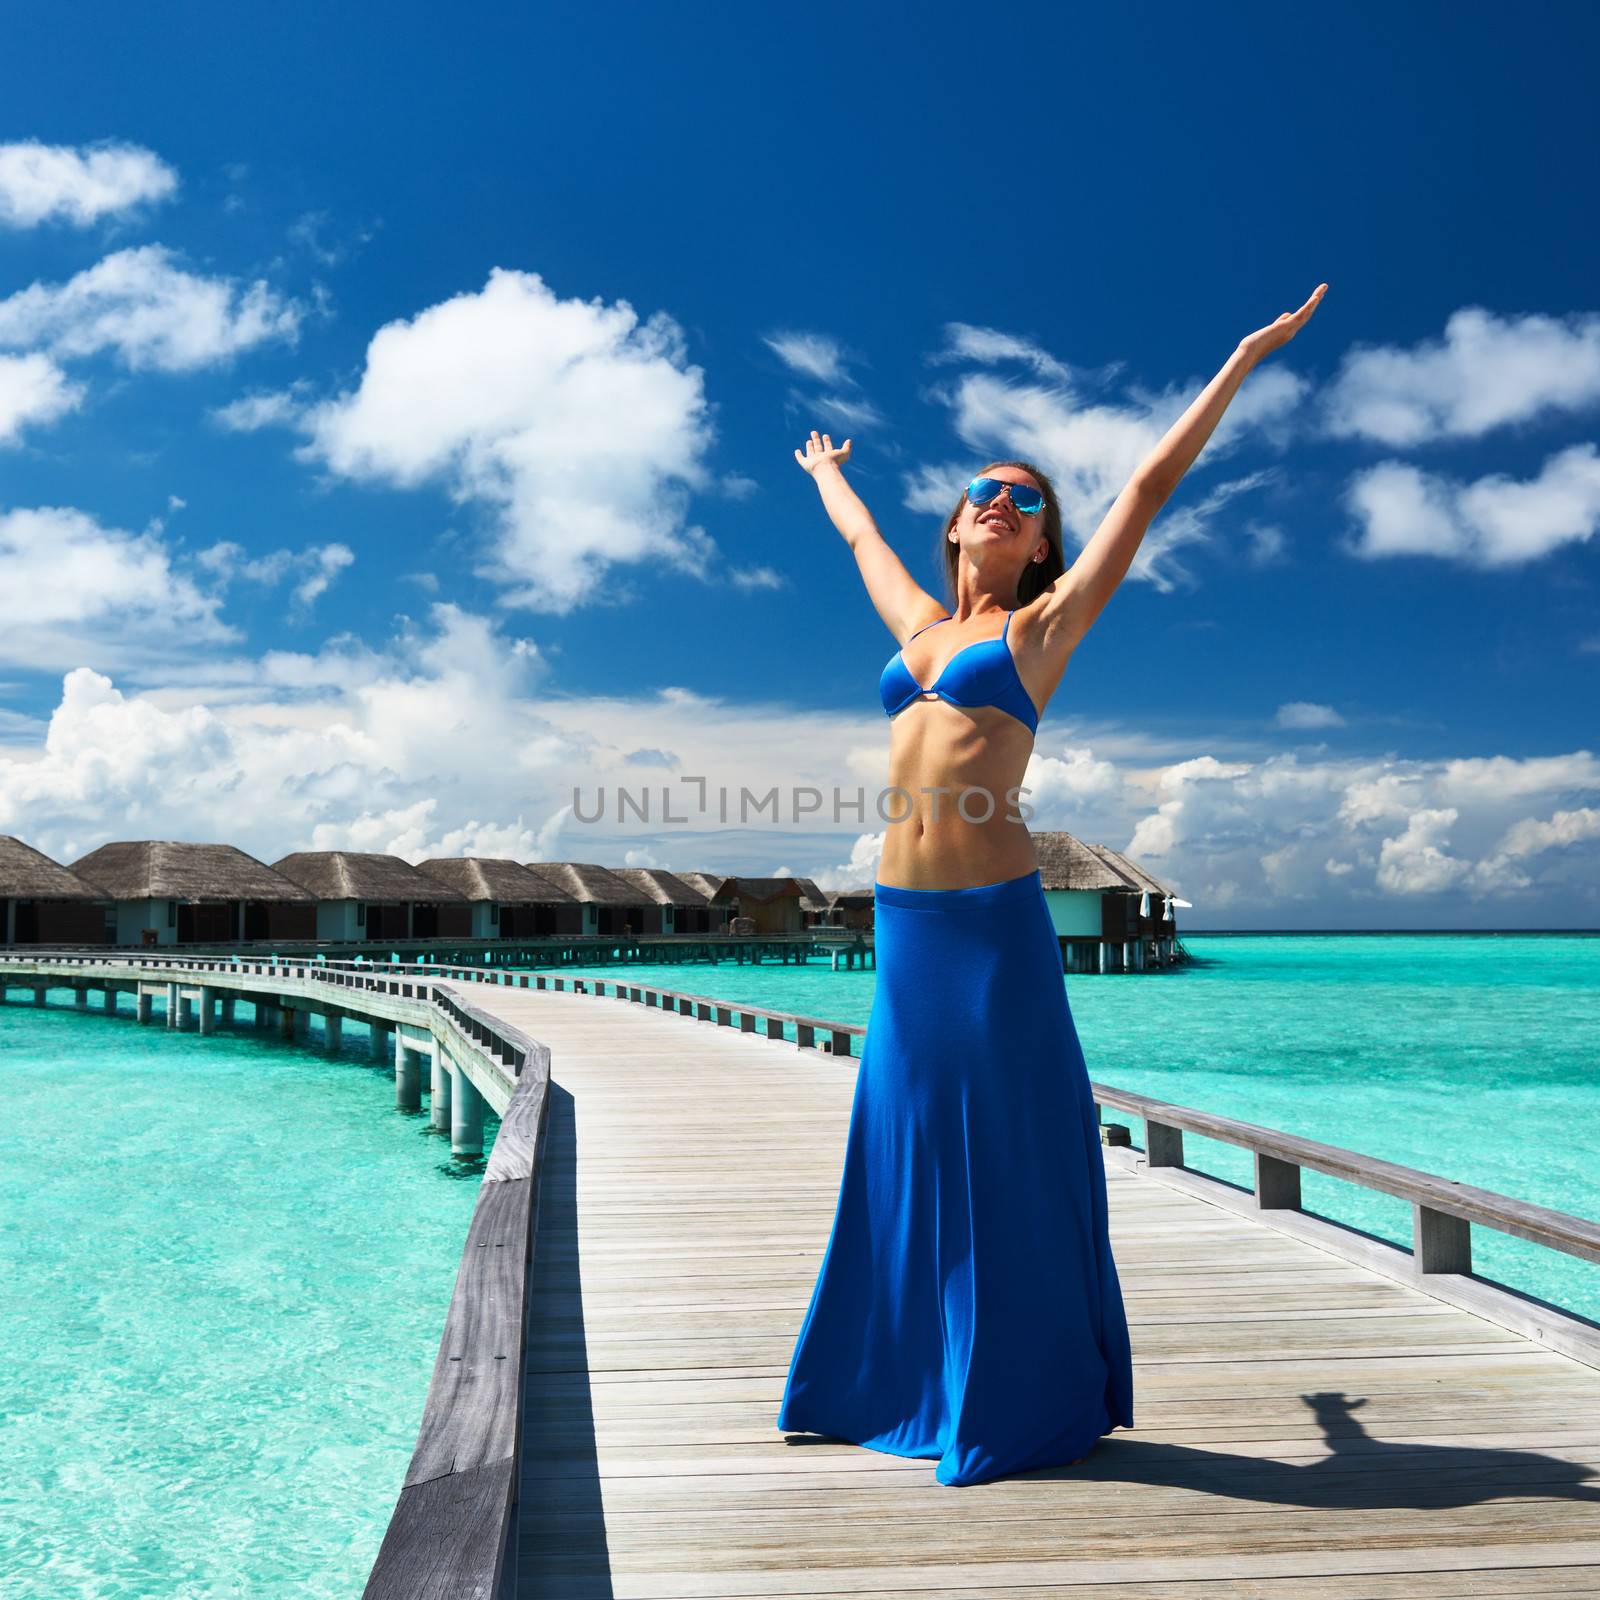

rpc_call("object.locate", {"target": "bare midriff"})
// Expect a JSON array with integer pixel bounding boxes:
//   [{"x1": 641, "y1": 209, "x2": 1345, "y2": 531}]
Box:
[{"x1": 876, "y1": 698, "x2": 1040, "y2": 890}]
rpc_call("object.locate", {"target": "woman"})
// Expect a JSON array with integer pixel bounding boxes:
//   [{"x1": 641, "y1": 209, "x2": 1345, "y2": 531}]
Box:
[{"x1": 775, "y1": 285, "x2": 1328, "y2": 1487}]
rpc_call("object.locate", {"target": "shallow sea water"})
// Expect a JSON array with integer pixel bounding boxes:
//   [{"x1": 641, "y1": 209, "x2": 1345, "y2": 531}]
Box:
[{"x1": 1, "y1": 993, "x2": 496, "y2": 1599}]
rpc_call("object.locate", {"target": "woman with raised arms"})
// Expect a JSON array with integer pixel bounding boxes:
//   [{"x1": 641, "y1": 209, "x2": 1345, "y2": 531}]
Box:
[{"x1": 776, "y1": 285, "x2": 1328, "y2": 1486}]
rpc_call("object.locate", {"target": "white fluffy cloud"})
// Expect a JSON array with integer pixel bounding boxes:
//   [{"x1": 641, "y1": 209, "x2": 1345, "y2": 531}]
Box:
[
  {"x1": 0, "y1": 140, "x2": 177, "y2": 228},
  {"x1": 287, "y1": 268, "x2": 722, "y2": 611},
  {"x1": 1323, "y1": 307, "x2": 1600, "y2": 446},
  {"x1": 2, "y1": 609, "x2": 1596, "y2": 919},
  {"x1": 1119, "y1": 743, "x2": 1600, "y2": 915},
  {"x1": 1344, "y1": 444, "x2": 1600, "y2": 566},
  {"x1": 0, "y1": 244, "x2": 301, "y2": 371},
  {"x1": 906, "y1": 340, "x2": 1308, "y2": 589},
  {"x1": 0, "y1": 352, "x2": 83, "y2": 444},
  {"x1": 0, "y1": 504, "x2": 233, "y2": 669}
]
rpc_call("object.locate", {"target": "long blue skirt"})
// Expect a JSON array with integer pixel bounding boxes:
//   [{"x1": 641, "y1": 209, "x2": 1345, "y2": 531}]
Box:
[{"x1": 776, "y1": 867, "x2": 1134, "y2": 1486}]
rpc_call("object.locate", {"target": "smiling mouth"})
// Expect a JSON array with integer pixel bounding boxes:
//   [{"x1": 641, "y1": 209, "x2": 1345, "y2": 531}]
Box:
[{"x1": 978, "y1": 512, "x2": 1013, "y2": 531}]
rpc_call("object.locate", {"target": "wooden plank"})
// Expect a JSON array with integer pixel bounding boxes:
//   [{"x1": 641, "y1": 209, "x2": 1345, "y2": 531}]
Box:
[{"x1": 452, "y1": 983, "x2": 1600, "y2": 1599}]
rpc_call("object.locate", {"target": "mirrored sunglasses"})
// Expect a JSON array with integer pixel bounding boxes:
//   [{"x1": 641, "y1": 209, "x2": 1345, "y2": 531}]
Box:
[{"x1": 966, "y1": 476, "x2": 1045, "y2": 517}]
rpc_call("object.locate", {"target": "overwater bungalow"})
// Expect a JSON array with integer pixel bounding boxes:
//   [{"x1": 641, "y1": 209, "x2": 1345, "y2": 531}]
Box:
[
  {"x1": 524, "y1": 861, "x2": 644, "y2": 936},
  {"x1": 608, "y1": 867, "x2": 711, "y2": 934},
  {"x1": 675, "y1": 872, "x2": 733, "y2": 932},
  {"x1": 0, "y1": 835, "x2": 110, "y2": 945},
  {"x1": 793, "y1": 876, "x2": 834, "y2": 928},
  {"x1": 70, "y1": 840, "x2": 314, "y2": 945},
  {"x1": 415, "y1": 857, "x2": 576, "y2": 938},
  {"x1": 708, "y1": 876, "x2": 812, "y2": 936},
  {"x1": 1032, "y1": 830, "x2": 1184, "y2": 972},
  {"x1": 270, "y1": 851, "x2": 467, "y2": 941},
  {"x1": 825, "y1": 887, "x2": 876, "y2": 930}
]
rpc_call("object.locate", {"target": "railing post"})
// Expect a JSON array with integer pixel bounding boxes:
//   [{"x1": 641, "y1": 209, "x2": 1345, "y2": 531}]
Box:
[
  {"x1": 796, "y1": 1022, "x2": 815, "y2": 1050},
  {"x1": 1414, "y1": 1204, "x2": 1472, "y2": 1274},
  {"x1": 1255, "y1": 1152, "x2": 1302, "y2": 1210},
  {"x1": 1145, "y1": 1119, "x2": 1183, "y2": 1168}
]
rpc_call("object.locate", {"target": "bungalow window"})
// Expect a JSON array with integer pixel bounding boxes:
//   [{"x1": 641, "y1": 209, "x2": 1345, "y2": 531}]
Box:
[
  {"x1": 490, "y1": 903, "x2": 500, "y2": 926},
  {"x1": 167, "y1": 900, "x2": 177, "y2": 928},
  {"x1": 357, "y1": 903, "x2": 366, "y2": 927}
]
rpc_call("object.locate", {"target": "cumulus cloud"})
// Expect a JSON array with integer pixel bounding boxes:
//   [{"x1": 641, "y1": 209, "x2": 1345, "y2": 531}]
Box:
[
  {"x1": 1344, "y1": 444, "x2": 1600, "y2": 567},
  {"x1": 291, "y1": 268, "x2": 714, "y2": 612},
  {"x1": 1494, "y1": 806, "x2": 1600, "y2": 859},
  {"x1": 1322, "y1": 307, "x2": 1600, "y2": 446},
  {"x1": 0, "y1": 139, "x2": 177, "y2": 228},
  {"x1": 0, "y1": 352, "x2": 83, "y2": 444},
  {"x1": 1375, "y1": 806, "x2": 1470, "y2": 894},
  {"x1": 1118, "y1": 743, "x2": 1600, "y2": 915},
  {"x1": 0, "y1": 504, "x2": 233, "y2": 670},
  {"x1": 0, "y1": 244, "x2": 301, "y2": 371},
  {"x1": 907, "y1": 336, "x2": 1308, "y2": 588},
  {"x1": 0, "y1": 604, "x2": 905, "y2": 871}
]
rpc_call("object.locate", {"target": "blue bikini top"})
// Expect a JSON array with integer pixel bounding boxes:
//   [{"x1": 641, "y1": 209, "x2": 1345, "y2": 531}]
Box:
[{"x1": 878, "y1": 610, "x2": 1039, "y2": 735}]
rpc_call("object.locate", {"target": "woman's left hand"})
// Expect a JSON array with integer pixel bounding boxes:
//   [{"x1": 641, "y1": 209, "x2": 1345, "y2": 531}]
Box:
[{"x1": 1238, "y1": 283, "x2": 1328, "y2": 364}]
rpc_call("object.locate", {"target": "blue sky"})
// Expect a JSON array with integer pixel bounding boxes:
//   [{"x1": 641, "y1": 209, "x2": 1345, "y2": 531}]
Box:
[{"x1": 1, "y1": 0, "x2": 1597, "y2": 927}]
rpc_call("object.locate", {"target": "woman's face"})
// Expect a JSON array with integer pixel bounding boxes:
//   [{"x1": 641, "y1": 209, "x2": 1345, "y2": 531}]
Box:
[{"x1": 952, "y1": 465, "x2": 1049, "y2": 563}]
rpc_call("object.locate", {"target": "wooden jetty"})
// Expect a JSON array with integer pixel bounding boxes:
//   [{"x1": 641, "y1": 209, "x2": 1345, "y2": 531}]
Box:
[{"x1": 3, "y1": 953, "x2": 1599, "y2": 1597}]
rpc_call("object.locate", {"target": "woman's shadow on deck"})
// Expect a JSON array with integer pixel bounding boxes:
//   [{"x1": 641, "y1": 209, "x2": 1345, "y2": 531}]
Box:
[{"x1": 1021, "y1": 1390, "x2": 1600, "y2": 1507}]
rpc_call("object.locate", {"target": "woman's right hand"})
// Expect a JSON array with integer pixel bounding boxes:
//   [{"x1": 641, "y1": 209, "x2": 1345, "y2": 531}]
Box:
[{"x1": 794, "y1": 430, "x2": 852, "y2": 475}]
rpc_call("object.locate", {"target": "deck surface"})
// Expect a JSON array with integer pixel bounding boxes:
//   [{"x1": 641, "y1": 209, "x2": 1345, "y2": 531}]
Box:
[{"x1": 458, "y1": 983, "x2": 1600, "y2": 1600}]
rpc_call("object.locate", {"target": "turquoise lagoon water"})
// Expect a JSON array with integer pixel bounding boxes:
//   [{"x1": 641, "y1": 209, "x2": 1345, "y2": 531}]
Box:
[
  {"x1": 520, "y1": 933, "x2": 1600, "y2": 1320},
  {"x1": 1, "y1": 994, "x2": 497, "y2": 1599}
]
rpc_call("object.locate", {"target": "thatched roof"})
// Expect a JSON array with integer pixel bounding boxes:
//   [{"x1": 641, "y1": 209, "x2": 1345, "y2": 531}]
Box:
[
  {"x1": 1032, "y1": 831, "x2": 1138, "y2": 893},
  {"x1": 416, "y1": 857, "x2": 575, "y2": 903},
  {"x1": 72, "y1": 841, "x2": 314, "y2": 903},
  {"x1": 708, "y1": 876, "x2": 807, "y2": 906},
  {"x1": 791, "y1": 876, "x2": 831, "y2": 912},
  {"x1": 677, "y1": 871, "x2": 728, "y2": 899},
  {"x1": 1032, "y1": 831, "x2": 1176, "y2": 897},
  {"x1": 526, "y1": 861, "x2": 642, "y2": 906},
  {"x1": 827, "y1": 887, "x2": 876, "y2": 905},
  {"x1": 609, "y1": 867, "x2": 710, "y2": 907},
  {"x1": 1085, "y1": 843, "x2": 1176, "y2": 899},
  {"x1": 271, "y1": 851, "x2": 463, "y2": 903},
  {"x1": 0, "y1": 836, "x2": 106, "y2": 900}
]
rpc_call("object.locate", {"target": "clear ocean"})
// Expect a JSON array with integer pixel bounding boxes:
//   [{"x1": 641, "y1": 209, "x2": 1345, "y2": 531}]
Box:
[
  {"x1": 3, "y1": 932, "x2": 1596, "y2": 1597},
  {"x1": 0, "y1": 994, "x2": 497, "y2": 1599}
]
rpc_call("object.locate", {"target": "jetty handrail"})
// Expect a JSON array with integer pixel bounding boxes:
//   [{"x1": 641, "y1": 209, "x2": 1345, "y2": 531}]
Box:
[
  {"x1": 314, "y1": 957, "x2": 870, "y2": 1057},
  {"x1": 360, "y1": 1012, "x2": 552, "y2": 1600},
  {"x1": 1091, "y1": 1082, "x2": 1600, "y2": 1268}
]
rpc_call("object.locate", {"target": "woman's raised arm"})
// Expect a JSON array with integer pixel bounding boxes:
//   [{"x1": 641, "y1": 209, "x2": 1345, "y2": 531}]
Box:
[
  {"x1": 797, "y1": 431, "x2": 946, "y2": 642},
  {"x1": 1043, "y1": 283, "x2": 1328, "y2": 653}
]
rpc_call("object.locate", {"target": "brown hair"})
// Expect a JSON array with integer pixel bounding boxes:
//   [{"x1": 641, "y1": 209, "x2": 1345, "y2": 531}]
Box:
[{"x1": 938, "y1": 459, "x2": 1066, "y2": 608}]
